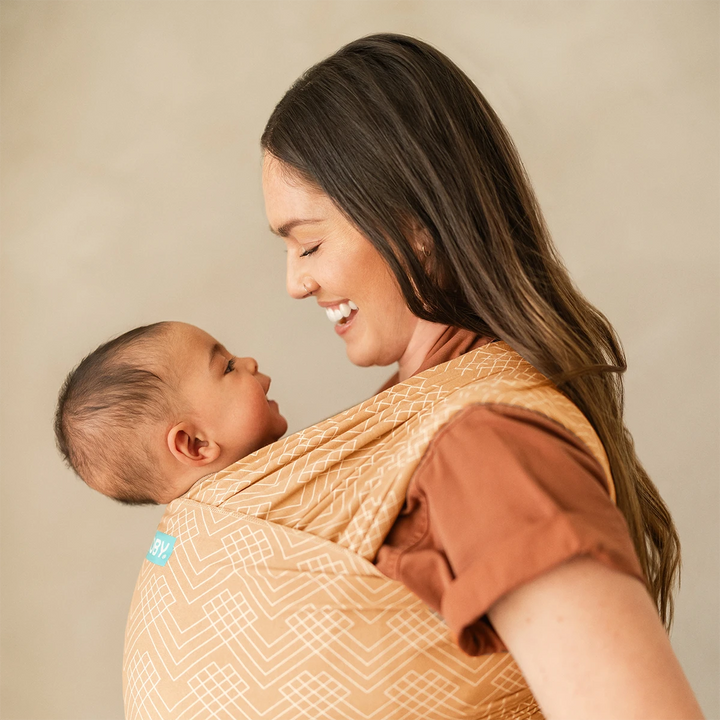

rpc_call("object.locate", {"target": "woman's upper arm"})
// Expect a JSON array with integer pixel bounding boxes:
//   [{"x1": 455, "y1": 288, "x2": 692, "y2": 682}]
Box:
[{"x1": 488, "y1": 556, "x2": 704, "y2": 720}]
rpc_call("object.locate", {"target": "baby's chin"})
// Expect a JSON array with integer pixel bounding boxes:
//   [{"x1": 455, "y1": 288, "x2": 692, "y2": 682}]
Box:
[
  {"x1": 273, "y1": 414, "x2": 289, "y2": 439},
  {"x1": 268, "y1": 402, "x2": 288, "y2": 435}
]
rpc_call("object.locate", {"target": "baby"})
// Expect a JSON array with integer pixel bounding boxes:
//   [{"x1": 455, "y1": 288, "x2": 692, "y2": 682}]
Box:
[{"x1": 54, "y1": 321, "x2": 288, "y2": 505}]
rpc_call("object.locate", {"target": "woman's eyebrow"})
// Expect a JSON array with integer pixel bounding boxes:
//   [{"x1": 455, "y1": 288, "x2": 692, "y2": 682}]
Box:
[{"x1": 270, "y1": 219, "x2": 323, "y2": 237}]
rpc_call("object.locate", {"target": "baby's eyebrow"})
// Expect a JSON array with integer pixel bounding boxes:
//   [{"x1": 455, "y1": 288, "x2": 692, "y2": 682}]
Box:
[{"x1": 209, "y1": 343, "x2": 224, "y2": 369}]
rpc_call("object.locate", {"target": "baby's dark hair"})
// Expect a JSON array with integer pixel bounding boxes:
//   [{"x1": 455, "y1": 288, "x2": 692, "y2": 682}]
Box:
[{"x1": 55, "y1": 322, "x2": 177, "y2": 505}]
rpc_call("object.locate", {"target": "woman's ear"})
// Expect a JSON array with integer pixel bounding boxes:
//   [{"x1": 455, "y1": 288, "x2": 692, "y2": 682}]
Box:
[
  {"x1": 167, "y1": 422, "x2": 221, "y2": 467},
  {"x1": 414, "y1": 226, "x2": 433, "y2": 260},
  {"x1": 409, "y1": 222, "x2": 452, "y2": 291}
]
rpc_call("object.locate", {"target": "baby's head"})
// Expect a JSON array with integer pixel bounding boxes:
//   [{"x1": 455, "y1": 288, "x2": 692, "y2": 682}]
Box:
[{"x1": 55, "y1": 321, "x2": 287, "y2": 504}]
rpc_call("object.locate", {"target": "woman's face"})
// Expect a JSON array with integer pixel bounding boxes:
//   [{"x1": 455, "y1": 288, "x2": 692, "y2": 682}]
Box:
[{"x1": 262, "y1": 155, "x2": 423, "y2": 368}]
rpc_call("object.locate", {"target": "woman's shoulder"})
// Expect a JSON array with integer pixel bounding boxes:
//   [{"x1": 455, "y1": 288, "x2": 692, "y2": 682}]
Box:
[
  {"x1": 413, "y1": 402, "x2": 612, "y2": 501},
  {"x1": 386, "y1": 403, "x2": 615, "y2": 557}
]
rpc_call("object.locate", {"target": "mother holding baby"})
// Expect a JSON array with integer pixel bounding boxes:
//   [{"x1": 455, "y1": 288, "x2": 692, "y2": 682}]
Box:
[{"x1": 123, "y1": 34, "x2": 702, "y2": 719}]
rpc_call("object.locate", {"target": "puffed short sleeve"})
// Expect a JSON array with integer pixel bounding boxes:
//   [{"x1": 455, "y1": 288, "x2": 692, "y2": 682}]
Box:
[{"x1": 374, "y1": 404, "x2": 645, "y2": 656}]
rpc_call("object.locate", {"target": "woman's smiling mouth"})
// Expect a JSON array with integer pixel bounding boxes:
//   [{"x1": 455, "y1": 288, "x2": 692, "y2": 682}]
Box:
[
  {"x1": 324, "y1": 300, "x2": 358, "y2": 324},
  {"x1": 322, "y1": 300, "x2": 359, "y2": 334}
]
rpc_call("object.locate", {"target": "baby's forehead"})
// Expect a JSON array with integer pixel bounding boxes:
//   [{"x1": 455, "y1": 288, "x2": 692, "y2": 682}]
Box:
[
  {"x1": 161, "y1": 323, "x2": 229, "y2": 375},
  {"x1": 166, "y1": 322, "x2": 218, "y2": 351}
]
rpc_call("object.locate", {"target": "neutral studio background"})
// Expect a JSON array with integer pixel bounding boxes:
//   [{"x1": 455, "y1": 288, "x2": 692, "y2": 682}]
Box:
[{"x1": 1, "y1": 1, "x2": 718, "y2": 718}]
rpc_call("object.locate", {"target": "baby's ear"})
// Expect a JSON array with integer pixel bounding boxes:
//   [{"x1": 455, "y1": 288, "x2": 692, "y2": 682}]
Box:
[{"x1": 167, "y1": 423, "x2": 221, "y2": 467}]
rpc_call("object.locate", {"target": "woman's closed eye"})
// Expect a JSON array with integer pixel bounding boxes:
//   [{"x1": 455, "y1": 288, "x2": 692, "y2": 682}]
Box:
[
  {"x1": 299, "y1": 244, "x2": 320, "y2": 258},
  {"x1": 224, "y1": 358, "x2": 236, "y2": 375}
]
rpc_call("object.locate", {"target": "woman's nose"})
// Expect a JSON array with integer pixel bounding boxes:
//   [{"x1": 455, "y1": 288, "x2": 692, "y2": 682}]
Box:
[{"x1": 286, "y1": 252, "x2": 317, "y2": 299}]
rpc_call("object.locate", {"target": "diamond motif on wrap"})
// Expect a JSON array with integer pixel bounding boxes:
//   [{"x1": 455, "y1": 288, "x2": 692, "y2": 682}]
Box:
[
  {"x1": 279, "y1": 671, "x2": 350, "y2": 718},
  {"x1": 188, "y1": 663, "x2": 249, "y2": 717}
]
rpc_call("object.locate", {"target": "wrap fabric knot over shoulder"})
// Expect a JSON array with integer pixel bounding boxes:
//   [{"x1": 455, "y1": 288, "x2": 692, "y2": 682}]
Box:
[{"x1": 123, "y1": 342, "x2": 611, "y2": 719}]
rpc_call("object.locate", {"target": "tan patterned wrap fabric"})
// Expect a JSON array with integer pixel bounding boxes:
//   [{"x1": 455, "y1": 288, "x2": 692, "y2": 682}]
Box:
[{"x1": 123, "y1": 342, "x2": 612, "y2": 719}]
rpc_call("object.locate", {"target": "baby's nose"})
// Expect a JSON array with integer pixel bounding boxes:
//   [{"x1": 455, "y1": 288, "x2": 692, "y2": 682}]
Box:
[{"x1": 240, "y1": 357, "x2": 258, "y2": 374}]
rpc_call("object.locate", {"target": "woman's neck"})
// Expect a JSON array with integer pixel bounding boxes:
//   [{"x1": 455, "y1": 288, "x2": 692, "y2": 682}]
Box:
[{"x1": 397, "y1": 320, "x2": 450, "y2": 382}]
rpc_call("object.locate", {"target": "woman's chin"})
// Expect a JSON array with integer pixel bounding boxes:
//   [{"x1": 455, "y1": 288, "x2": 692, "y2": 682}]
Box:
[
  {"x1": 345, "y1": 341, "x2": 397, "y2": 369},
  {"x1": 344, "y1": 337, "x2": 375, "y2": 367}
]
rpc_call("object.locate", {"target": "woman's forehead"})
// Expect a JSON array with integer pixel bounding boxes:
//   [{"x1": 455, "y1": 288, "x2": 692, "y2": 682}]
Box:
[{"x1": 263, "y1": 158, "x2": 332, "y2": 230}]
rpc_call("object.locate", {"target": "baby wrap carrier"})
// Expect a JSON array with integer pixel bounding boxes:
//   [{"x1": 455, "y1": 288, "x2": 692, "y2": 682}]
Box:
[{"x1": 123, "y1": 342, "x2": 612, "y2": 720}]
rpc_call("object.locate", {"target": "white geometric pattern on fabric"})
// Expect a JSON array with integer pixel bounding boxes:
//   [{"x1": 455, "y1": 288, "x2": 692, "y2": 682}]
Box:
[{"x1": 124, "y1": 343, "x2": 608, "y2": 719}]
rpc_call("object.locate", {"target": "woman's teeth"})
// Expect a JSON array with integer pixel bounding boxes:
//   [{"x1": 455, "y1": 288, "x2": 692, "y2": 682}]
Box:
[{"x1": 325, "y1": 301, "x2": 358, "y2": 324}]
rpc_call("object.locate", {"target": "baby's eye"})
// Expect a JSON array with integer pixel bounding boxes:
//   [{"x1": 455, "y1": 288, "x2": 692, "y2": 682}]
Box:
[
  {"x1": 224, "y1": 358, "x2": 236, "y2": 375},
  {"x1": 299, "y1": 244, "x2": 320, "y2": 258}
]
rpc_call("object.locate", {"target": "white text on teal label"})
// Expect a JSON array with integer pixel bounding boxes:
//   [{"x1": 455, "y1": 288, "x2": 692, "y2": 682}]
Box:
[{"x1": 146, "y1": 531, "x2": 176, "y2": 566}]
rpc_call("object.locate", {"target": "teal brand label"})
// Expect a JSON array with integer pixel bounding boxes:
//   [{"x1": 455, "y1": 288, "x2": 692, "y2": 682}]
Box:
[{"x1": 146, "y1": 531, "x2": 176, "y2": 567}]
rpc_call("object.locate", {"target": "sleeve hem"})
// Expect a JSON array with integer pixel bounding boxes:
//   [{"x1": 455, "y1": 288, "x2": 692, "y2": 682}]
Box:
[{"x1": 441, "y1": 511, "x2": 646, "y2": 656}]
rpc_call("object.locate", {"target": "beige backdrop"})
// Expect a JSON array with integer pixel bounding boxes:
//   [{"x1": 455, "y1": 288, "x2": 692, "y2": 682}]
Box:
[{"x1": 1, "y1": 1, "x2": 718, "y2": 718}]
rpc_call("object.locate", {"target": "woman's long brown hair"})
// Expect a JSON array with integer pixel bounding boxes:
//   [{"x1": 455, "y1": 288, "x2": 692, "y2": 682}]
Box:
[{"x1": 262, "y1": 33, "x2": 680, "y2": 627}]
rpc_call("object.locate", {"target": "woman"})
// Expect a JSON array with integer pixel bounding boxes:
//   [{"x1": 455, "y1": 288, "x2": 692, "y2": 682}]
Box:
[{"x1": 260, "y1": 33, "x2": 702, "y2": 718}]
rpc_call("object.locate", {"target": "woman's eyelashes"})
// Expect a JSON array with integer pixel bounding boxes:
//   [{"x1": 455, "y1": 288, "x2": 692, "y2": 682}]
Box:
[
  {"x1": 224, "y1": 357, "x2": 236, "y2": 375},
  {"x1": 299, "y1": 244, "x2": 320, "y2": 258}
]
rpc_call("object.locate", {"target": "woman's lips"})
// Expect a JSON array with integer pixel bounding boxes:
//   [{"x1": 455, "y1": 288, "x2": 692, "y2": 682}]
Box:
[{"x1": 334, "y1": 308, "x2": 358, "y2": 335}]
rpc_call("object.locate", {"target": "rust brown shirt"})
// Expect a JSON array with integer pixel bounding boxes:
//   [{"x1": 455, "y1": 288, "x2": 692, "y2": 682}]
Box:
[{"x1": 374, "y1": 327, "x2": 644, "y2": 655}]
